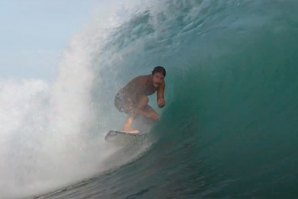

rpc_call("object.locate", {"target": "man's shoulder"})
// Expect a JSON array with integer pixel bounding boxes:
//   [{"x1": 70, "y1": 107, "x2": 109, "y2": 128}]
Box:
[
  {"x1": 136, "y1": 74, "x2": 151, "y2": 79},
  {"x1": 132, "y1": 75, "x2": 150, "y2": 83},
  {"x1": 126, "y1": 75, "x2": 149, "y2": 88}
]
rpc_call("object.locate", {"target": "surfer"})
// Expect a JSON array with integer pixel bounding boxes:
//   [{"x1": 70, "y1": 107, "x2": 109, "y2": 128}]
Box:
[{"x1": 114, "y1": 66, "x2": 166, "y2": 134}]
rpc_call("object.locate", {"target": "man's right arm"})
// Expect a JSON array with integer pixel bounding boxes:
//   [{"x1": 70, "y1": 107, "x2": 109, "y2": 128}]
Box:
[{"x1": 157, "y1": 81, "x2": 165, "y2": 108}]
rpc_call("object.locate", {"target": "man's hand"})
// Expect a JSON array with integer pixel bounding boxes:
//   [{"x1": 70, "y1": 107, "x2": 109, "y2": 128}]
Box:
[{"x1": 157, "y1": 98, "x2": 165, "y2": 108}]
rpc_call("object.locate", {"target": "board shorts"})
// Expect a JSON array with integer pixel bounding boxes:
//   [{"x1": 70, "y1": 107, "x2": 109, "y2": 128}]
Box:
[{"x1": 114, "y1": 92, "x2": 136, "y2": 115}]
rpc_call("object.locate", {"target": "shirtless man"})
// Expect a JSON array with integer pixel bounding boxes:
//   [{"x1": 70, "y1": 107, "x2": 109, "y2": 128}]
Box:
[{"x1": 114, "y1": 66, "x2": 166, "y2": 134}]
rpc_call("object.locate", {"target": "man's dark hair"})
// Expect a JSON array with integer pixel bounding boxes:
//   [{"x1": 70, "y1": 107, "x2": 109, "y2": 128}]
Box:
[{"x1": 152, "y1": 66, "x2": 166, "y2": 77}]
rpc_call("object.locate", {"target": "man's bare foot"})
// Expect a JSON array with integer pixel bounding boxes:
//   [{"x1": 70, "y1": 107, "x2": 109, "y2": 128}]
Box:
[{"x1": 123, "y1": 129, "x2": 140, "y2": 134}]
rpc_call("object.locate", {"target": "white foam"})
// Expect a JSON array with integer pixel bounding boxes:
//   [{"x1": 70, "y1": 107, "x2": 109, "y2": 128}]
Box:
[{"x1": 0, "y1": 1, "x2": 162, "y2": 198}]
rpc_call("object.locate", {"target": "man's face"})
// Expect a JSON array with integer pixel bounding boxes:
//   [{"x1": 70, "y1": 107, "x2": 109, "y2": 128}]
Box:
[{"x1": 152, "y1": 72, "x2": 164, "y2": 88}]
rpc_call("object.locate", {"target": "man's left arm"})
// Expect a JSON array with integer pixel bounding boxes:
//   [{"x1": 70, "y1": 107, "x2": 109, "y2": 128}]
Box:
[{"x1": 157, "y1": 81, "x2": 165, "y2": 108}]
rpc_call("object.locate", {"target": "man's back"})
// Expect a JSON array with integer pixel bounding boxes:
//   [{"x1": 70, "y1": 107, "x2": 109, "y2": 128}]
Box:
[{"x1": 119, "y1": 75, "x2": 158, "y2": 99}]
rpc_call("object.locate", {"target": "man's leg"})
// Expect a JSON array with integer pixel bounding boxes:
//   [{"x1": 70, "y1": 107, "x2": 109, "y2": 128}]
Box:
[
  {"x1": 123, "y1": 115, "x2": 139, "y2": 134},
  {"x1": 122, "y1": 99, "x2": 139, "y2": 134},
  {"x1": 122, "y1": 95, "x2": 158, "y2": 133},
  {"x1": 122, "y1": 95, "x2": 149, "y2": 133},
  {"x1": 142, "y1": 105, "x2": 159, "y2": 121},
  {"x1": 137, "y1": 96, "x2": 159, "y2": 121}
]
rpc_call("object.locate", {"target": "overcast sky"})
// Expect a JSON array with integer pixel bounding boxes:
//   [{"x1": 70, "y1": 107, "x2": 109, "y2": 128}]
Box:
[{"x1": 0, "y1": 0, "x2": 101, "y2": 80}]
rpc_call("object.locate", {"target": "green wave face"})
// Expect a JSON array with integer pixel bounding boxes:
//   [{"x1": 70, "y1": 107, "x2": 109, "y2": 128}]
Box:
[{"x1": 90, "y1": 0, "x2": 298, "y2": 198}]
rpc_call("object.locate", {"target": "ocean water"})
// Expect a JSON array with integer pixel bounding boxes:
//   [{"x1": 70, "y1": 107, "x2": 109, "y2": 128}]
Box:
[{"x1": 1, "y1": 0, "x2": 298, "y2": 198}]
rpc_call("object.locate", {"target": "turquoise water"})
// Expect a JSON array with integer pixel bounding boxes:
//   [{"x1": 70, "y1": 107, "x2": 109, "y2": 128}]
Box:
[{"x1": 38, "y1": 0, "x2": 298, "y2": 198}]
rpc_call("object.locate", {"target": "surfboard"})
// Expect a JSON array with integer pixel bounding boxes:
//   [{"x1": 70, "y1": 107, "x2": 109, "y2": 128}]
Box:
[
  {"x1": 105, "y1": 130, "x2": 142, "y2": 140},
  {"x1": 104, "y1": 130, "x2": 146, "y2": 144}
]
